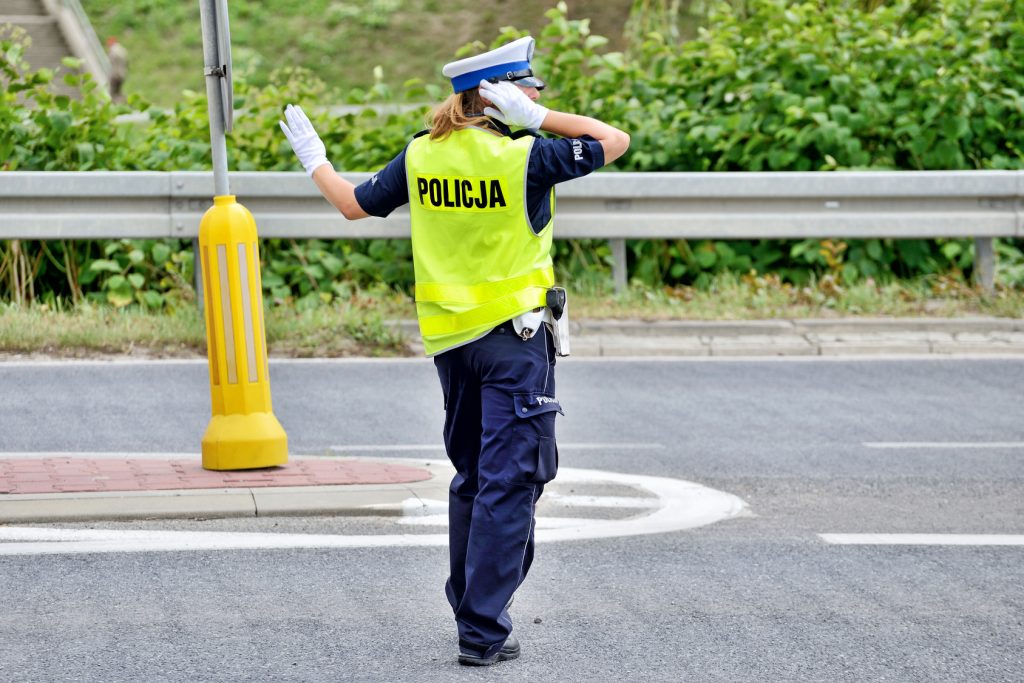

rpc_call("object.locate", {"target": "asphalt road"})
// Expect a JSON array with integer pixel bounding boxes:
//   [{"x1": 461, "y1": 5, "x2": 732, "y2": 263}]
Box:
[{"x1": 1, "y1": 357, "x2": 1022, "y2": 681}]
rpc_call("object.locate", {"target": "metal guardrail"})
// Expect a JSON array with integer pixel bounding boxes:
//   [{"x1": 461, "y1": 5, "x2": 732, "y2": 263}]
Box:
[{"x1": 1, "y1": 171, "x2": 1021, "y2": 290}]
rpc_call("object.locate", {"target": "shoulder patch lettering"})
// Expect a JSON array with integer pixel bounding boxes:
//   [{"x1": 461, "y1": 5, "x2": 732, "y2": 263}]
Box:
[{"x1": 570, "y1": 139, "x2": 584, "y2": 162}]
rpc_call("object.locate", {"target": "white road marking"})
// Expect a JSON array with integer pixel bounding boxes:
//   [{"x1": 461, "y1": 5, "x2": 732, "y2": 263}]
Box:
[
  {"x1": 820, "y1": 534, "x2": 1024, "y2": 546},
  {"x1": 397, "y1": 515, "x2": 616, "y2": 530},
  {"x1": 0, "y1": 526, "x2": 449, "y2": 553},
  {"x1": 565, "y1": 354, "x2": 1024, "y2": 363},
  {"x1": 330, "y1": 443, "x2": 664, "y2": 452},
  {"x1": 395, "y1": 492, "x2": 660, "y2": 527},
  {"x1": 863, "y1": 442, "x2": 1024, "y2": 449},
  {"x1": 0, "y1": 443, "x2": 665, "y2": 460},
  {"x1": 541, "y1": 493, "x2": 661, "y2": 509},
  {"x1": 0, "y1": 466, "x2": 748, "y2": 555}
]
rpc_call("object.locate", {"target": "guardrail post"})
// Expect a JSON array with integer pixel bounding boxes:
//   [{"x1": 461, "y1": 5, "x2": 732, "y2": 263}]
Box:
[
  {"x1": 974, "y1": 237, "x2": 995, "y2": 291},
  {"x1": 610, "y1": 238, "x2": 627, "y2": 294}
]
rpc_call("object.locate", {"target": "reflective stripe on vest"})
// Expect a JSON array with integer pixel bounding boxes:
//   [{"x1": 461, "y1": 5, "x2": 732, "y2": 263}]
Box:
[
  {"x1": 418, "y1": 287, "x2": 549, "y2": 337},
  {"x1": 415, "y1": 266, "x2": 554, "y2": 305}
]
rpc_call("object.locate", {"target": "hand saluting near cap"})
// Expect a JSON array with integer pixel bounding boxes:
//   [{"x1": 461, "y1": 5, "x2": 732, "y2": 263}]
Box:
[
  {"x1": 279, "y1": 104, "x2": 331, "y2": 176},
  {"x1": 479, "y1": 80, "x2": 550, "y2": 131}
]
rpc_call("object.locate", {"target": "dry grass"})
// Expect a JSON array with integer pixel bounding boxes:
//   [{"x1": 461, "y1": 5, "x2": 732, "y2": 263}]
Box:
[{"x1": 1, "y1": 275, "x2": 1020, "y2": 358}]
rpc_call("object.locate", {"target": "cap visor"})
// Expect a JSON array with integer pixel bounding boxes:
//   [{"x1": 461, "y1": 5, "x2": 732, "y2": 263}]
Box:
[{"x1": 512, "y1": 76, "x2": 546, "y2": 89}]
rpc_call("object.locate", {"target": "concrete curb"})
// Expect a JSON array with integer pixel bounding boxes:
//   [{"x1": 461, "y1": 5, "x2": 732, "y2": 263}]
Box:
[
  {"x1": 0, "y1": 467, "x2": 453, "y2": 524},
  {"x1": 575, "y1": 316, "x2": 1024, "y2": 336},
  {"x1": 390, "y1": 316, "x2": 1024, "y2": 357}
]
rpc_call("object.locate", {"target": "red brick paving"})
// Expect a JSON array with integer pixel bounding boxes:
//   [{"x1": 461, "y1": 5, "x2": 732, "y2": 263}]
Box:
[{"x1": 0, "y1": 457, "x2": 432, "y2": 494}]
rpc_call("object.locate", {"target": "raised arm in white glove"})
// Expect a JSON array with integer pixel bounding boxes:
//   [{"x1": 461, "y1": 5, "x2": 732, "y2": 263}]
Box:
[
  {"x1": 478, "y1": 80, "x2": 550, "y2": 131},
  {"x1": 279, "y1": 104, "x2": 331, "y2": 176}
]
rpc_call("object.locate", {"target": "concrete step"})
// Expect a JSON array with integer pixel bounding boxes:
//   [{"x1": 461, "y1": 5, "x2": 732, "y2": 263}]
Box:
[
  {"x1": 3, "y1": 0, "x2": 108, "y2": 99},
  {"x1": 3, "y1": 13, "x2": 80, "y2": 97},
  {"x1": 15, "y1": 21, "x2": 71, "y2": 67}
]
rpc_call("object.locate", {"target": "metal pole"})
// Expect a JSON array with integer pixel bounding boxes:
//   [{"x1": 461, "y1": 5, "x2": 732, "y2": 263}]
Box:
[
  {"x1": 610, "y1": 238, "x2": 627, "y2": 294},
  {"x1": 974, "y1": 237, "x2": 995, "y2": 292},
  {"x1": 198, "y1": 0, "x2": 229, "y2": 197}
]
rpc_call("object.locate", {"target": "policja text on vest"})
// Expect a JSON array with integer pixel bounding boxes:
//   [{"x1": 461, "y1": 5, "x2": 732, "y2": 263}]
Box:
[{"x1": 415, "y1": 175, "x2": 508, "y2": 210}]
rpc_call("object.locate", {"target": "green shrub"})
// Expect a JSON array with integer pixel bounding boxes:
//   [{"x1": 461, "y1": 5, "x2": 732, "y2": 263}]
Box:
[{"x1": 2, "y1": 1, "x2": 1023, "y2": 308}]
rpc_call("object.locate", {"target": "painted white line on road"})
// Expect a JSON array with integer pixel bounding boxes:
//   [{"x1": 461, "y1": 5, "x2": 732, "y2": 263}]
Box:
[
  {"x1": 542, "y1": 493, "x2": 661, "y2": 509},
  {"x1": 332, "y1": 444, "x2": 445, "y2": 452},
  {"x1": 565, "y1": 354, "x2": 1024, "y2": 363},
  {"x1": 0, "y1": 526, "x2": 449, "y2": 553},
  {"x1": 863, "y1": 442, "x2": 1024, "y2": 449},
  {"x1": 556, "y1": 443, "x2": 666, "y2": 451},
  {"x1": 398, "y1": 515, "x2": 615, "y2": 530},
  {"x1": 0, "y1": 466, "x2": 749, "y2": 555},
  {"x1": 395, "y1": 493, "x2": 660, "y2": 527},
  {"x1": 330, "y1": 443, "x2": 664, "y2": 452},
  {"x1": 820, "y1": 534, "x2": 1024, "y2": 546}
]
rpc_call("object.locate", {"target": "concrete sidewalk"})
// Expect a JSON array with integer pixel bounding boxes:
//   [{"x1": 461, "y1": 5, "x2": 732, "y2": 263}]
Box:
[
  {"x1": 0, "y1": 454, "x2": 451, "y2": 524},
  {"x1": 399, "y1": 316, "x2": 1024, "y2": 357}
]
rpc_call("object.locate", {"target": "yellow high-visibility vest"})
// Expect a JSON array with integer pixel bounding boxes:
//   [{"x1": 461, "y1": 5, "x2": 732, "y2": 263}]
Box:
[{"x1": 406, "y1": 127, "x2": 555, "y2": 356}]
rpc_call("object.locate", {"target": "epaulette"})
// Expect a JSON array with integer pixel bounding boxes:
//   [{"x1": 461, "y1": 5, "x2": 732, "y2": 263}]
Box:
[{"x1": 510, "y1": 128, "x2": 541, "y2": 140}]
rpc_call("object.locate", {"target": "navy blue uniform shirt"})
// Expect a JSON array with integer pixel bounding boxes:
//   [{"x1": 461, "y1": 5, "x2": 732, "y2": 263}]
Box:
[{"x1": 354, "y1": 122, "x2": 605, "y2": 234}]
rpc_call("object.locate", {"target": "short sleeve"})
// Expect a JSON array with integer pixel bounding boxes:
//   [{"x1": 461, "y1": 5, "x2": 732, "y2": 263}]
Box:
[
  {"x1": 523, "y1": 134, "x2": 605, "y2": 233},
  {"x1": 353, "y1": 146, "x2": 410, "y2": 218},
  {"x1": 528, "y1": 135, "x2": 606, "y2": 187}
]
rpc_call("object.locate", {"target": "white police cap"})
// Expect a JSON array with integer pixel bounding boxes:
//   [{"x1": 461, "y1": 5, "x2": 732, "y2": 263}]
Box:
[{"x1": 442, "y1": 36, "x2": 546, "y2": 93}]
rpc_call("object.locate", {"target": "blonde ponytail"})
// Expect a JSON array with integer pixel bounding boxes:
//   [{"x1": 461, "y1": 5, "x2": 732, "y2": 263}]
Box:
[{"x1": 429, "y1": 90, "x2": 492, "y2": 141}]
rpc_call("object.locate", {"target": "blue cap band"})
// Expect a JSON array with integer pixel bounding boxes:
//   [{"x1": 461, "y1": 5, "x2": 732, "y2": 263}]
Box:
[{"x1": 451, "y1": 60, "x2": 532, "y2": 93}]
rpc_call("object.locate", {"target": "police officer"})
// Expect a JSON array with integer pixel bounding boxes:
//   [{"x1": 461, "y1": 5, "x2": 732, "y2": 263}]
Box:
[{"x1": 280, "y1": 36, "x2": 629, "y2": 666}]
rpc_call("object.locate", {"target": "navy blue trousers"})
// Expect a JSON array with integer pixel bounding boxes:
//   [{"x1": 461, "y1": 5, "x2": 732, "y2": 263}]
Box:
[{"x1": 433, "y1": 323, "x2": 561, "y2": 658}]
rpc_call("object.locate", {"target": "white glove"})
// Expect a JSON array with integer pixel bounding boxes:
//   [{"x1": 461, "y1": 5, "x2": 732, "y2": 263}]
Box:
[
  {"x1": 279, "y1": 104, "x2": 330, "y2": 176},
  {"x1": 479, "y1": 80, "x2": 549, "y2": 131}
]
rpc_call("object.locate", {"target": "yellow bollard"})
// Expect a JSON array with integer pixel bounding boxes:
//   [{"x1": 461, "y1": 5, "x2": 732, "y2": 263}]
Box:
[{"x1": 198, "y1": 195, "x2": 288, "y2": 470}]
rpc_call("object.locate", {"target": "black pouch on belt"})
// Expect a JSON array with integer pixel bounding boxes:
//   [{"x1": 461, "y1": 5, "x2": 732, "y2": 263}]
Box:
[{"x1": 546, "y1": 287, "x2": 566, "y2": 320}]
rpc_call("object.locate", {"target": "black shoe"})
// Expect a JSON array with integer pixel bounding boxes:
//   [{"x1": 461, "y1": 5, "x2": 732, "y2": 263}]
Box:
[{"x1": 458, "y1": 635, "x2": 520, "y2": 666}]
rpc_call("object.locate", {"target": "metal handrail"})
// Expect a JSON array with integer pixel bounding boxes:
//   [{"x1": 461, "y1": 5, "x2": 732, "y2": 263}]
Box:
[{"x1": 60, "y1": 0, "x2": 111, "y2": 75}]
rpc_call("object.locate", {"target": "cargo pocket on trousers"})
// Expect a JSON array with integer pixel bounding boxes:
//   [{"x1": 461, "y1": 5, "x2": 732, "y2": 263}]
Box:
[
  {"x1": 513, "y1": 393, "x2": 562, "y2": 484},
  {"x1": 531, "y1": 435, "x2": 558, "y2": 484}
]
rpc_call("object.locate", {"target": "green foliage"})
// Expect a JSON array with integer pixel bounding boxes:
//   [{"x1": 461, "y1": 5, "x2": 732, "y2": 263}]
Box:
[
  {"x1": 260, "y1": 238, "x2": 414, "y2": 309},
  {"x1": 537, "y1": 0, "x2": 1024, "y2": 289},
  {"x1": 1, "y1": 25, "x2": 427, "y2": 306},
  {"x1": 0, "y1": 26, "x2": 140, "y2": 171},
  {"x1": 546, "y1": 0, "x2": 1024, "y2": 174},
  {"x1": 80, "y1": 239, "x2": 195, "y2": 309},
  {"x1": 3, "y1": 2, "x2": 1024, "y2": 309},
  {"x1": 81, "y1": 0, "x2": 617, "y2": 109}
]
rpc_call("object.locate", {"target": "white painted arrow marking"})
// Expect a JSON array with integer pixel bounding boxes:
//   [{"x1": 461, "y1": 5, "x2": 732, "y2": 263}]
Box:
[{"x1": 0, "y1": 466, "x2": 748, "y2": 555}]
